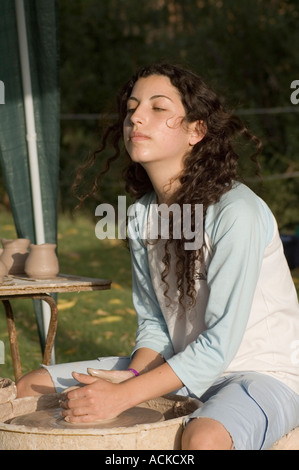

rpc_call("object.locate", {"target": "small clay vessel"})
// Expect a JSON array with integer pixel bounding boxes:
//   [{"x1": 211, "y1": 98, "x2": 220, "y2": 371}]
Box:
[
  {"x1": 0, "y1": 238, "x2": 30, "y2": 275},
  {"x1": 25, "y1": 243, "x2": 59, "y2": 279}
]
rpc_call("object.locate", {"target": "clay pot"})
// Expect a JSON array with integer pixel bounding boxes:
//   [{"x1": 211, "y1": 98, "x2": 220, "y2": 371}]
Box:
[
  {"x1": 0, "y1": 238, "x2": 30, "y2": 275},
  {"x1": 25, "y1": 243, "x2": 59, "y2": 279}
]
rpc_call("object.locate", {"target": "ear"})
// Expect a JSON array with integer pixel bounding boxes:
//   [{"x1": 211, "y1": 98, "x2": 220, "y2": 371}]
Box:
[{"x1": 189, "y1": 120, "x2": 207, "y2": 146}]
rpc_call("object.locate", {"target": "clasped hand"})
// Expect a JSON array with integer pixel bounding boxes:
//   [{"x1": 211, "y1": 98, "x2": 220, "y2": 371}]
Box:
[{"x1": 60, "y1": 369, "x2": 135, "y2": 423}]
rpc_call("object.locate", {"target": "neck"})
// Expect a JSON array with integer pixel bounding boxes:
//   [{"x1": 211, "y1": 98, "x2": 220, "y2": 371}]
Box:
[{"x1": 141, "y1": 161, "x2": 182, "y2": 204}]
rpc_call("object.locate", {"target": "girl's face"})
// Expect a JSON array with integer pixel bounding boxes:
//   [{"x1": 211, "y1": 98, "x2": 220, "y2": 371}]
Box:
[{"x1": 123, "y1": 75, "x2": 199, "y2": 169}]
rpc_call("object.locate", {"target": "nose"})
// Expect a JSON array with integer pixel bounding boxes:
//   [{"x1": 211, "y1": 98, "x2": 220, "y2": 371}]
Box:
[{"x1": 129, "y1": 106, "x2": 145, "y2": 125}]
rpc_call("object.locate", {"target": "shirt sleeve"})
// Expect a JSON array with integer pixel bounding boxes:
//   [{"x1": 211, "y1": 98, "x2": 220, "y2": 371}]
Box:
[
  {"x1": 128, "y1": 194, "x2": 174, "y2": 359},
  {"x1": 166, "y1": 187, "x2": 275, "y2": 398}
]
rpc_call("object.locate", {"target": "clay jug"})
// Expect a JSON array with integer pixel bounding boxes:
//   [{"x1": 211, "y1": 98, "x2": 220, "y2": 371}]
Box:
[
  {"x1": 25, "y1": 243, "x2": 59, "y2": 279},
  {"x1": 0, "y1": 238, "x2": 30, "y2": 275}
]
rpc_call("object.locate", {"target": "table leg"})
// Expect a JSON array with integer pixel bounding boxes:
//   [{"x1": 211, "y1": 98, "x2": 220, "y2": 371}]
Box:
[
  {"x1": 33, "y1": 294, "x2": 58, "y2": 366},
  {"x1": 1, "y1": 294, "x2": 58, "y2": 381},
  {"x1": 2, "y1": 300, "x2": 22, "y2": 382}
]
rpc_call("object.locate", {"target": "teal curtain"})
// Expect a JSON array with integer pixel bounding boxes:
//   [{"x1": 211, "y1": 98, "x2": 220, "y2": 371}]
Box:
[{"x1": 0, "y1": 0, "x2": 60, "y2": 349}]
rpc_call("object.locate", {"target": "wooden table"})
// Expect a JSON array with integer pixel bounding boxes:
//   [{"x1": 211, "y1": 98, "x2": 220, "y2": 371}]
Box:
[{"x1": 0, "y1": 274, "x2": 111, "y2": 381}]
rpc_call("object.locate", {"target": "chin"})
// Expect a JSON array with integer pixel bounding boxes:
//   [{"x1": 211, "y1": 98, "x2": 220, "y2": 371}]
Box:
[{"x1": 129, "y1": 153, "x2": 153, "y2": 164}]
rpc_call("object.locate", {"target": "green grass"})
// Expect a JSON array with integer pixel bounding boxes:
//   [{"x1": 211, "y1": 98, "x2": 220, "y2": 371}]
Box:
[{"x1": 0, "y1": 210, "x2": 136, "y2": 380}]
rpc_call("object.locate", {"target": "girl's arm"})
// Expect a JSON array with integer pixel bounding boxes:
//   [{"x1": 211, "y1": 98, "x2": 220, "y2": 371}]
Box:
[{"x1": 128, "y1": 347, "x2": 165, "y2": 373}]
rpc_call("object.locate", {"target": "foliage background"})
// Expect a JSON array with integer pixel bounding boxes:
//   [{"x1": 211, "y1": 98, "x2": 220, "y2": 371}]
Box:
[{"x1": 58, "y1": 0, "x2": 299, "y2": 231}]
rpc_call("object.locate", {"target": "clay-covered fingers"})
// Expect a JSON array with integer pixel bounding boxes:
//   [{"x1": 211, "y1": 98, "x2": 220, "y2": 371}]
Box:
[
  {"x1": 61, "y1": 406, "x2": 100, "y2": 423},
  {"x1": 60, "y1": 393, "x2": 97, "y2": 422}
]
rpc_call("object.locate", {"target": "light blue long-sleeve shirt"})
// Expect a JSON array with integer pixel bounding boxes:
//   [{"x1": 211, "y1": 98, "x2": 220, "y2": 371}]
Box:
[{"x1": 128, "y1": 183, "x2": 299, "y2": 398}]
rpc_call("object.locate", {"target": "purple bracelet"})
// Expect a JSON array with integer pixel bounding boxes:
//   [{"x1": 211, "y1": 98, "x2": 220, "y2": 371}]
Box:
[{"x1": 127, "y1": 368, "x2": 139, "y2": 377}]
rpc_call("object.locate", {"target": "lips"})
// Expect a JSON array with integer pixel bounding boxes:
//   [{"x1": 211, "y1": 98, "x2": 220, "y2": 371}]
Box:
[{"x1": 130, "y1": 131, "x2": 150, "y2": 142}]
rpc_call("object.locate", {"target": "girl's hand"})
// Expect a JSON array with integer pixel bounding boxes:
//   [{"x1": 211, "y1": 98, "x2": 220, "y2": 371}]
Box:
[
  {"x1": 60, "y1": 372, "x2": 131, "y2": 423},
  {"x1": 60, "y1": 362, "x2": 183, "y2": 424},
  {"x1": 87, "y1": 368, "x2": 135, "y2": 383}
]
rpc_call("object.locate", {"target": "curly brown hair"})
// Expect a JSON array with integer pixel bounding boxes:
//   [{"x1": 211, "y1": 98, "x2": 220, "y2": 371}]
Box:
[{"x1": 73, "y1": 63, "x2": 262, "y2": 308}]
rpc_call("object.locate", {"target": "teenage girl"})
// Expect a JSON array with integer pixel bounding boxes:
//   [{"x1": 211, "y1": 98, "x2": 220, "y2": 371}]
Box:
[{"x1": 17, "y1": 63, "x2": 299, "y2": 450}]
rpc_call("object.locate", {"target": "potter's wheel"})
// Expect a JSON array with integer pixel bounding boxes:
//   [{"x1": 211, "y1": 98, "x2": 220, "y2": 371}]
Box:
[
  {"x1": 0, "y1": 395, "x2": 201, "y2": 449},
  {"x1": 9, "y1": 406, "x2": 164, "y2": 430}
]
